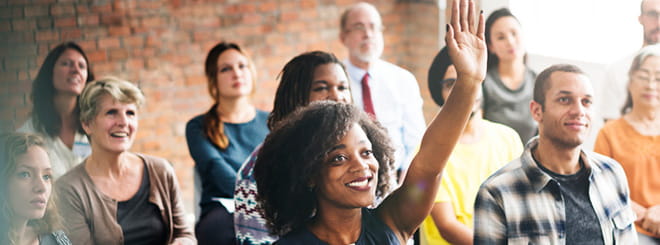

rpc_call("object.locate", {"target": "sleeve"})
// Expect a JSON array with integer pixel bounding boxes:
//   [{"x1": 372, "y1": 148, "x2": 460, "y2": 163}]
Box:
[
  {"x1": 400, "y1": 72, "x2": 426, "y2": 170},
  {"x1": 55, "y1": 180, "x2": 94, "y2": 245},
  {"x1": 473, "y1": 185, "x2": 506, "y2": 245},
  {"x1": 185, "y1": 116, "x2": 237, "y2": 198},
  {"x1": 165, "y1": 163, "x2": 196, "y2": 244},
  {"x1": 593, "y1": 128, "x2": 613, "y2": 157}
]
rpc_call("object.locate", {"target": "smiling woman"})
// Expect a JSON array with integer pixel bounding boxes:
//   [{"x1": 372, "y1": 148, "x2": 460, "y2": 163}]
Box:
[{"x1": 55, "y1": 77, "x2": 195, "y2": 245}]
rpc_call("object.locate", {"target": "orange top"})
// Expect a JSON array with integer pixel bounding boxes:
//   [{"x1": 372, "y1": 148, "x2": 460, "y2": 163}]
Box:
[{"x1": 594, "y1": 118, "x2": 660, "y2": 238}]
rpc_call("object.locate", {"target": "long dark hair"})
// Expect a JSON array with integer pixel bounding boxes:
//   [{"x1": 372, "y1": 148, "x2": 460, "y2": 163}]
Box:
[
  {"x1": 254, "y1": 101, "x2": 395, "y2": 236},
  {"x1": 485, "y1": 8, "x2": 525, "y2": 68},
  {"x1": 268, "y1": 51, "x2": 348, "y2": 129},
  {"x1": 202, "y1": 42, "x2": 256, "y2": 150},
  {"x1": 31, "y1": 42, "x2": 94, "y2": 137}
]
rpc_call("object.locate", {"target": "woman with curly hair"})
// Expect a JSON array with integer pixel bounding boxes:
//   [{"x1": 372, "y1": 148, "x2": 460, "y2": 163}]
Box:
[
  {"x1": 0, "y1": 132, "x2": 70, "y2": 244},
  {"x1": 185, "y1": 42, "x2": 269, "y2": 244},
  {"x1": 254, "y1": 0, "x2": 487, "y2": 243},
  {"x1": 234, "y1": 50, "x2": 352, "y2": 245},
  {"x1": 18, "y1": 42, "x2": 95, "y2": 179}
]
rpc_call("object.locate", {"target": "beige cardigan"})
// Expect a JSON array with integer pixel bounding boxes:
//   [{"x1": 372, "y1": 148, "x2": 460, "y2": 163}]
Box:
[{"x1": 55, "y1": 153, "x2": 195, "y2": 244}]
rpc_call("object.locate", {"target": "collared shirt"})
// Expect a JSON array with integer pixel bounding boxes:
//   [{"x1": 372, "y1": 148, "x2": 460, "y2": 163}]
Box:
[
  {"x1": 474, "y1": 137, "x2": 637, "y2": 245},
  {"x1": 17, "y1": 118, "x2": 91, "y2": 179},
  {"x1": 344, "y1": 59, "x2": 426, "y2": 171}
]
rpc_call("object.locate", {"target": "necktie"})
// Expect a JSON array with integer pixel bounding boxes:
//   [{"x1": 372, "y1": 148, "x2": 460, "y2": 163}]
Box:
[{"x1": 361, "y1": 73, "x2": 376, "y2": 118}]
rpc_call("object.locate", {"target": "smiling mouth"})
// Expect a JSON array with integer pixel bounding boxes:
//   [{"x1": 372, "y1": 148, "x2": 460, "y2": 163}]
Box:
[
  {"x1": 346, "y1": 176, "x2": 373, "y2": 190},
  {"x1": 110, "y1": 132, "x2": 128, "y2": 138}
]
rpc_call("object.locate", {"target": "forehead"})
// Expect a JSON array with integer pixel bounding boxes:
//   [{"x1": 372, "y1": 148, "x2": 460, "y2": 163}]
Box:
[
  {"x1": 313, "y1": 63, "x2": 346, "y2": 79},
  {"x1": 546, "y1": 71, "x2": 594, "y2": 96},
  {"x1": 15, "y1": 146, "x2": 50, "y2": 170},
  {"x1": 491, "y1": 16, "x2": 521, "y2": 32},
  {"x1": 643, "y1": 0, "x2": 660, "y2": 11},
  {"x1": 346, "y1": 5, "x2": 381, "y2": 25},
  {"x1": 58, "y1": 49, "x2": 85, "y2": 61},
  {"x1": 217, "y1": 49, "x2": 246, "y2": 63},
  {"x1": 639, "y1": 55, "x2": 660, "y2": 70}
]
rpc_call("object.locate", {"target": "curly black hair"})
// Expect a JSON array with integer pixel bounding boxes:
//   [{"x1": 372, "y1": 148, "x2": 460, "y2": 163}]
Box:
[{"x1": 253, "y1": 101, "x2": 395, "y2": 236}]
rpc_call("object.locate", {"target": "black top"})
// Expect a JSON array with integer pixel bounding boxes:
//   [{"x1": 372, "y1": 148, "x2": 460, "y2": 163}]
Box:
[
  {"x1": 275, "y1": 208, "x2": 400, "y2": 245},
  {"x1": 117, "y1": 165, "x2": 167, "y2": 245},
  {"x1": 537, "y1": 160, "x2": 605, "y2": 245}
]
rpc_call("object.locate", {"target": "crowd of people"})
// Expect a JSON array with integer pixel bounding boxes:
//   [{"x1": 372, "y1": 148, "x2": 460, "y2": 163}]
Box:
[{"x1": 2, "y1": 0, "x2": 659, "y2": 244}]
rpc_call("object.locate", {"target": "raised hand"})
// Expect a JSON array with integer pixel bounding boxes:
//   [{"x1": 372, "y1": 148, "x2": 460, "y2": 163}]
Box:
[{"x1": 445, "y1": 0, "x2": 486, "y2": 83}]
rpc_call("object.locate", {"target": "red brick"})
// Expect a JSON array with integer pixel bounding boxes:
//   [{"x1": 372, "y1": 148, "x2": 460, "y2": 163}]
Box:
[
  {"x1": 98, "y1": 37, "x2": 120, "y2": 49},
  {"x1": 280, "y1": 11, "x2": 298, "y2": 21},
  {"x1": 54, "y1": 17, "x2": 77, "y2": 27},
  {"x1": 108, "y1": 49, "x2": 128, "y2": 60},
  {"x1": 123, "y1": 36, "x2": 144, "y2": 48},
  {"x1": 36, "y1": 18, "x2": 52, "y2": 29},
  {"x1": 91, "y1": 3, "x2": 112, "y2": 13},
  {"x1": 78, "y1": 14, "x2": 100, "y2": 26},
  {"x1": 61, "y1": 29, "x2": 82, "y2": 39},
  {"x1": 50, "y1": 4, "x2": 75, "y2": 16},
  {"x1": 141, "y1": 17, "x2": 163, "y2": 28},
  {"x1": 86, "y1": 50, "x2": 107, "y2": 62},
  {"x1": 258, "y1": 2, "x2": 277, "y2": 12},
  {"x1": 24, "y1": 6, "x2": 49, "y2": 17},
  {"x1": 10, "y1": 19, "x2": 36, "y2": 31},
  {"x1": 124, "y1": 58, "x2": 144, "y2": 70},
  {"x1": 242, "y1": 14, "x2": 261, "y2": 25},
  {"x1": 76, "y1": 40, "x2": 97, "y2": 51},
  {"x1": 5, "y1": 59, "x2": 28, "y2": 70},
  {"x1": 108, "y1": 26, "x2": 131, "y2": 36},
  {"x1": 101, "y1": 13, "x2": 124, "y2": 25},
  {"x1": 35, "y1": 30, "x2": 58, "y2": 42}
]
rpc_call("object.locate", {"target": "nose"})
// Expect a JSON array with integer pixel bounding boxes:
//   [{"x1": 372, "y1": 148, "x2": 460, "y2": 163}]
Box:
[
  {"x1": 569, "y1": 100, "x2": 588, "y2": 117},
  {"x1": 32, "y1": 175, "x2": 47, "y2": 194},
  {"x1": 116, "y1": 112, "x2": 129, "y2": 126},
  {"x1": 350, "y1": 156, "x2": 372, "y2": 173},
  {"x1": 70, "y1": 62, "x2": 81, "y2": 74}
]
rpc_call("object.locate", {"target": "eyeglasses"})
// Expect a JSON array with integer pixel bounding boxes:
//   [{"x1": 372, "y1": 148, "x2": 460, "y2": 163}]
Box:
[
  {"x1": 346, "y1": 23, "x2": 385, "y2": 33},
  {"x1": 633, "y1": 73, "x2": 660, "y2": 84},
  {"x1": 642, "y1": 11, "x2": 660, "y2": 19}
]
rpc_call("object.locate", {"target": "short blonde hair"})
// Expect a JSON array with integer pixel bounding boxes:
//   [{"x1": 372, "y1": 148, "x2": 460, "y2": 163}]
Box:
[{"x1": 79, "y1": 77, "x2": 145, "y2": 123}]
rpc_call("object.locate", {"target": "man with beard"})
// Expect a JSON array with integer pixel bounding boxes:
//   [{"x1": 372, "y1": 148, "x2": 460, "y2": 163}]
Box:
[
  {"x1": 474, "y1": 64, "x2": 637, "y2": 244},
  {"x1": 339, "y1": 2, "x2": 426, "y2": 179},
  {"x1": 601, "y1": 0, "x2": 660, "y2": 121}
]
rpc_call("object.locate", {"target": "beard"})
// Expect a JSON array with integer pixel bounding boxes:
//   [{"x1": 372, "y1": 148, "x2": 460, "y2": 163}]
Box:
[{"x1": 353, "y1": 40, "x2": 384, "y2": 63}]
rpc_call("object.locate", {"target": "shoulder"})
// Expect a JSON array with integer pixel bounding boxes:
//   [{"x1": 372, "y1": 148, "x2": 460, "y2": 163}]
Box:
[
  {"x1": 55, "y1": 163, "x2": 88, "y2": 190},
  {"x1": 186, "y1": 114, "x2": 206, "y2": 128},
  {"x1": 16, "y1": 118, "x2": 37, "y2": 133},
  {"x1": 275, "y1": 228, "x2": 323, "y2": 245},
  {"x1": 588, "y1": 151, "x2": 624, "y2": 173},
  {"x1": 377, "y1": 60, "x2": 416, "y2": 79},
  {"x1": 39, "y1": 230, "x2": 72, "y2": 245},
  {"x1": 139, "y1": 154, "x2": 175, "y2": 176},
  {"x1": 480, "y1": 158, "x2": 525, "y2": 190}
]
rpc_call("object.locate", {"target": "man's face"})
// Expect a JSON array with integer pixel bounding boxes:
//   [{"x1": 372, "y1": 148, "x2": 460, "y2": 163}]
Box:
[
  {"x1": 639, "y1": 0, "x2": 660, "y2": 45},
  {"x1": 530, "y1": 71, "x2": 594, "y2": 149},
  {"x1": 340, "y1": 6, "x2": 384, "y2": 64}
]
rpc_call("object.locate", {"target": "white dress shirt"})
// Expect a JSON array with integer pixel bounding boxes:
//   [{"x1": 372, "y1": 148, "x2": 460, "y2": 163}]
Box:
[
  {"x1": 345, "y1": 59, "x2": 426, "y2": 171},
  {"x1": 599, "y1": 53, "x2": 635, "y2": 121}
]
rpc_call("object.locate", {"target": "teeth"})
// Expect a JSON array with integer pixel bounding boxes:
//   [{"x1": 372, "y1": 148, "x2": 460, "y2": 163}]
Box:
[
  {"x1": 111, "y1": 132, "x2": 128, "y2": 137},
  {"x1": 347, "y1": 179, "x2": 368, "y2": 187}
]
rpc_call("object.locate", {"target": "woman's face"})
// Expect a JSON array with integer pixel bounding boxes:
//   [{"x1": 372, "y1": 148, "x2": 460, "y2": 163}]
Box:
[
  {"x1": 309, "y1": 63, "x2": 352, "y2": 103},
  {"x1": 314, "y1": 123, "x2": 378, "y2": 210},
  {"x1": 52, "y1": 49, "x2": 88, "y2": 96},
  {"x1": 8, "y1": 146, "x2": 52, "y2": 221},
  {"x1": 440, "y1": 65, "x2": 482, "y2": 113},
  {"x1": 629, "y1": 56, "x2": 660, "y2": 108},
  {"x1": 488, "y1": 16, "x2": 525, "y2": 63},
  {"x1": 83, "y1": 94, "x2": 138, "y2": 154},
  {"x1": 214, "y1": 49, "x2": 253, "y2": 99}
]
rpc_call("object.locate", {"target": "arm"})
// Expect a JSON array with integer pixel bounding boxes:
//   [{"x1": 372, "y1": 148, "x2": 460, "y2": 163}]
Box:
[
  {"x1": 185, "y1": 116, "x2": 238, "y2": 198},
  {"x1": 165, "y1": 163, "x2": 196, "y2": 245},
  {"x1": 55, "y1": 181, "x2": 94, "y2": 245},
  {"x1": 430, "y1": 202, "x2": 473, "y2": 245},
  {"x1": 377, "y1": 0, "x2": 487, "y2": 239},
  {"x1": 473, "y1": 187, "x2": 506, "y2": 244}
]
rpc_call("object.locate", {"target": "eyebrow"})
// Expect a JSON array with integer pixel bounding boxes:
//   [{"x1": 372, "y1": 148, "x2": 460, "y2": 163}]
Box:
[
  {"x1": 312, "y1": 80, "x2": 329, "y2": 85},
  {"x1": 556, "y1": 90, "x2": 592, "y2": 98},
  {"x1": 16, "y1": 165, "x2": 52, "y2": 171}
]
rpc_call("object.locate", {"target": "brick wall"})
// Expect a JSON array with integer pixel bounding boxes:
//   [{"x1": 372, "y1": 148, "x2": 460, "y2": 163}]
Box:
[{"x1": 0, "y1": 0, "x2": 441, "y2": 216}]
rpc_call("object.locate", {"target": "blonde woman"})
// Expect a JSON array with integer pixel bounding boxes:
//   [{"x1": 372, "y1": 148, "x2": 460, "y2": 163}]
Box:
[
  {"x1": 55, "y1": 77, "x2": 195, "y2": 245},
  {"x1": 0, "y1": 132, "x2": 70, "y2": 244}
]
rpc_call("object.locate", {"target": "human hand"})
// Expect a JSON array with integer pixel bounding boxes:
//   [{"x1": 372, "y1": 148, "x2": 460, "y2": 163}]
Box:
[
  {"x1": 445, "y1": 0, "x2": 487, "y2": 84},
  {"x1": 642, "y1": 205, "x2": 660, "y2": 236}
]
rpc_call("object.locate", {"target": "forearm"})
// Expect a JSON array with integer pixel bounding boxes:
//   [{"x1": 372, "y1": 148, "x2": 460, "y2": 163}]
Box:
[{"x1": 438, "y1": 222, "x2": 473, "y2": 245}]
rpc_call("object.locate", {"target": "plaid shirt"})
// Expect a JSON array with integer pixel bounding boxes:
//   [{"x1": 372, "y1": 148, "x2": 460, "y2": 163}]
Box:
[{"x1": 474, "y1": 138, "x2": 637, "y2": 245}]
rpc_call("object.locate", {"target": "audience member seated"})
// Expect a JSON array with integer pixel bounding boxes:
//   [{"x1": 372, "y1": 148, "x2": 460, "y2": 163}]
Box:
[
  {"x1": 253, "y1": 2, "x2": 485, "y2": 243},
  {"x1": 185, "y1": 42, "x2": 269, "y2": 244},
  {"x1": 595, "y1": 44, "x2": 660, "y2": 244},
  {"x1": 482, "y1": 8, "x2": 537, "y2": 143},
  {"x1": 0, "y1": 133, "x2": 71, "y2": 245},
  {"x1": 234, "y1": 51, "x2": 352, "y2": 245},
  {"x1": 474, "y1": 64, "x2": 637, "y2": 244},
  {"x1": 18, "y1": 42, "x2": 95, "y2": 179},
  {"x1": 420, "y1": 47, "x2": 522, "y2": 245},
  {"x1": 55, "y1": 77, "x2": 195, "y2": 245}
]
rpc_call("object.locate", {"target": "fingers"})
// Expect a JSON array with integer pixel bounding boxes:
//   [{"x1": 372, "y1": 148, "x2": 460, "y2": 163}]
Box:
[
  {"x1": 445, "y1": 23, "x2": 457, "y2": 51},
  {"x1": 467, "y1": 0, "x2": 475, "y2": 34},
  {"x1": 460, "y1": 0, "x2": 468, "y2": 32},
  {"x1": 451, "y1": 0, "x2": 459, "y2": 32},
  {"x1": 477, "y1": 10, "x2": 485, "y2": 40}
]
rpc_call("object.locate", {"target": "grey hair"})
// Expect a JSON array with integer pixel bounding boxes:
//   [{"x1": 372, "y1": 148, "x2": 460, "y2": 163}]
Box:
[{"x1": 79, "y1": 77, "x2": 145, "y2": 124}]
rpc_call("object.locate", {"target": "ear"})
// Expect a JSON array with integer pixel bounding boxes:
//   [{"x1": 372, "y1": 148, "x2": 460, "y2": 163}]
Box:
[
  {"x1": 339, "y1": 31, "x2": 348, "y2": 45},
  {"x1": 530, "y1": 100, "x2": 543, "y2": 123},
  {"x1": 81, "y1": 120, "x2": 93, "y2": 136},
  {"x1": 639, "y1": 14, "x2": 644, "y2": 26}
]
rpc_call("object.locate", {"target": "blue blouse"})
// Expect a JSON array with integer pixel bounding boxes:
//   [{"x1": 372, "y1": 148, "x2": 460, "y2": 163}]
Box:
[{"x1": 185, "y1": 110, "x2": 269, "y2": 215}]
